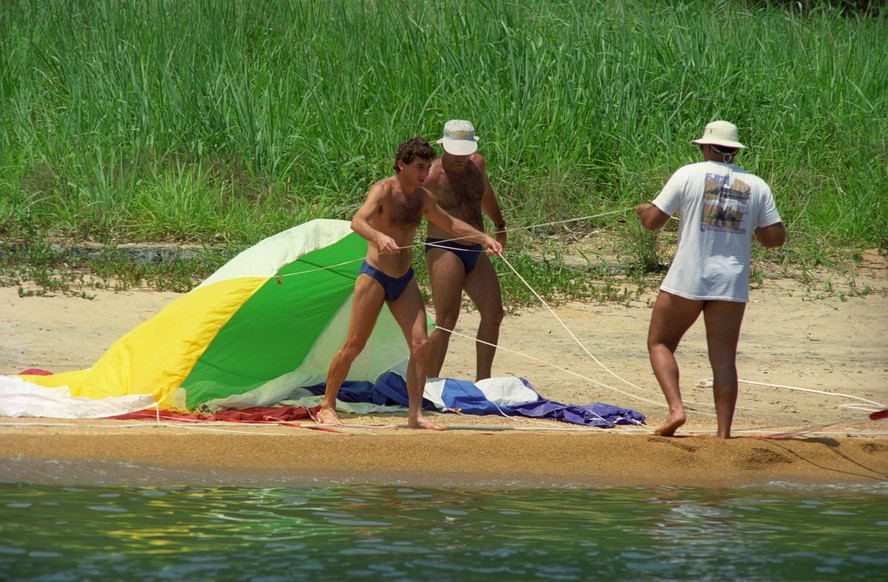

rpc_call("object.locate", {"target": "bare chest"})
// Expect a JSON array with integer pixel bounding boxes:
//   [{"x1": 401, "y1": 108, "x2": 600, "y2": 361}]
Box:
[
  {"x1": 379, "y1": 190, "x2": 424, "y2": 231},
  {"x1": 430, "y1": 170, "x2": 484, "y2": 212}
]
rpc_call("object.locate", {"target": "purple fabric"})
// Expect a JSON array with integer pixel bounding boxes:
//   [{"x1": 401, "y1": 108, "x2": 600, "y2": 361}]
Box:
[
  {"x1": 509, "y1": 399, "x2": 645, "y2": 428},
  {"x1": 307, "y1": 374, "x2": 646, "y2": 428}
]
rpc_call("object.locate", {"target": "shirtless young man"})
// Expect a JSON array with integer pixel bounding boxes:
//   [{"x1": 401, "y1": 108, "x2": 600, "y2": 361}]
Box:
[
  {"x1": 317, "y1": 136, "x2": 502, "y2": 430},
  {"x1": 424, "y1": 120, "x2": 508, "y2": 381}
]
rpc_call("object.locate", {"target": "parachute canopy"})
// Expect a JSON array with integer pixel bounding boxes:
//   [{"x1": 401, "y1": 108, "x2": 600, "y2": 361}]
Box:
[
  {"x1": 15, "y1": 219, "x2": 412, "y2": 411},
  {"x1": 7, "y1": 219, "x2": 646, "y2": 428}
]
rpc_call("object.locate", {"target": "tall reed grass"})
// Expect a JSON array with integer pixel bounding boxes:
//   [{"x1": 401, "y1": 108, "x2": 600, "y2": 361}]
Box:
[{"x1": 1, "y1": 0, "x2": 885, "y2": 253}]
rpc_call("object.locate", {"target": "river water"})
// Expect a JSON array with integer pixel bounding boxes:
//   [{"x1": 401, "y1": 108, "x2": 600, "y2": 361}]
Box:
[{"x1": 2, "y1": 479, "x2": 886, "y2": 580}]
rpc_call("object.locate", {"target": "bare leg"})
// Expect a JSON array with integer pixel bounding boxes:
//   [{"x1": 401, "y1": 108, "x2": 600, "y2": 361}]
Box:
[
  {"x1": 464, "y1": 254, "x2": 504, "y2": 381},
  {"x1": 425, "y1": 247, "x2": 467, "y2": 378},
  {"x1": 703, "y1": 301, "x2": 746, "y2": 439},
  {"x1": 318, "y1": 276, "x2": 385, "y2": 425},
  {"x1": 647, "y1": 291, "x2": 703, "y2": 436},
  {"x1": 388, "y1": 280, "x2": 445, "y2": 430}
]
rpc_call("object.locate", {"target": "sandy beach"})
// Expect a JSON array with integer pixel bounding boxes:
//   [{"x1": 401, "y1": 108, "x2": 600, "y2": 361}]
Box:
[{"x1": 1, "y1": 250, "x2": 886, "y2": 488}]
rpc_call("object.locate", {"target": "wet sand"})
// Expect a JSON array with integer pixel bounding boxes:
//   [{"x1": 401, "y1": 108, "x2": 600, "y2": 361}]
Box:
[{"x1": 2, "y1": 418, "x2": 887, "y2": 488}]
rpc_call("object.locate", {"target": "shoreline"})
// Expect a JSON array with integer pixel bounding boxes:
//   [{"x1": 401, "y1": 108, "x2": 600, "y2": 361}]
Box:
[
  {"x1": 2, "y1": 418, "x2": 887, "y2": 489},
  {"x1": 2, "y1": 257, "x2": 886, "y2": 490}
]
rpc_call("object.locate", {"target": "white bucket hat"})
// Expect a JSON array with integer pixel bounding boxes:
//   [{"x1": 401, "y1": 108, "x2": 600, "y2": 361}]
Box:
[
  {"x1": 691, "y1": 120, "x2": 746, "y2": 149},
  {"x1": 437, "y1": 119, "x2": 480, "y2": 155}
]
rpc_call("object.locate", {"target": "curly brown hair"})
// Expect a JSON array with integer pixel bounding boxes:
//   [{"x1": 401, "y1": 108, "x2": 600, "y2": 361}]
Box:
[{"x1": 393, "y1": 136, "x2": 435, "y2": 172}]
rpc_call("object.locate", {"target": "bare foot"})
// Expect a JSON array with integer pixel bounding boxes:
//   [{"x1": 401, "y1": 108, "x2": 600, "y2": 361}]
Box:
[
  {"x1": 407, "y1": 416, "x2": 446, "y2": 431},
  {"x1": 654, "y1": 413, "x2": 686, "y2": 437},
  {"x1": 315, "y1": 407, "x2": 343, "y2": 425}
]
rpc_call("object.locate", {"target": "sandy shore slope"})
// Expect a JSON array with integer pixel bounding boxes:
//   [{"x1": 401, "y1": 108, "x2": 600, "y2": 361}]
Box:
[{"x1": 1, "y1": 252, "x2": 886, "y2": 488}]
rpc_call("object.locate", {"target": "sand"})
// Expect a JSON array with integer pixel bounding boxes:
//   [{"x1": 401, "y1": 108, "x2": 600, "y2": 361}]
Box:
[{"x1": 1, "y1": 250, "x2": 886, "y2": 488}]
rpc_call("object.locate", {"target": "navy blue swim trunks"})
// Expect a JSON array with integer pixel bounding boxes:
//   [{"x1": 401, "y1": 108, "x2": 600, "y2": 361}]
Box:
[
  {"x1": 424, "y1": 237, "x2": 483, "y2": 273},
  {"x1": 359, "y1": 261, "x2": 414, "y2": 302}
]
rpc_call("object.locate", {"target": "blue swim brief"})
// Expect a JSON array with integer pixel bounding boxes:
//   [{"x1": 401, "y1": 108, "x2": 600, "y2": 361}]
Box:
[
  {"x1": 359, "y1": 261, "x2": 414, "y2": 302},
  {"x1": 424, "y1": 237, "x2": 483, "y2": 274}
]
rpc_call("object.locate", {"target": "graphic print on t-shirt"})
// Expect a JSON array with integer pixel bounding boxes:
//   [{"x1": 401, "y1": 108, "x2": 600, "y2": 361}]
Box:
[{"x1": 700, "y1": 173, "x2": 750, "y2": 234}]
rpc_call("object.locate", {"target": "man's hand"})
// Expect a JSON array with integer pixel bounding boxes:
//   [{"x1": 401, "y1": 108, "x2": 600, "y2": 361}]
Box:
[
  {"x1": 495, "y1": 230, "x2": 507, "y2": 248},
  {"x1": 376, "y1": 234, "x2": 401, "y2": 254},
  {"x1": 636, "y1": 202, "x2": 670, "y2": 231},
  {"x1": 754, "y1": 223, "x2": 786, "y2": 249}
]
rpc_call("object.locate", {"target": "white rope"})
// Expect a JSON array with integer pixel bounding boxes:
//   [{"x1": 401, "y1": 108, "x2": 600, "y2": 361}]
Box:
[
  {"x1": 840, "y1": 404, "x2": 884, "y2": 413},
  {"x1": 245, "y1": 208, "x2": 880, "y2": 429},
  {"x1": 495, "y1": 252, "x2": 659, "y2": 398},
  {"x1": 483, "y1": 258, "x2": 881, "y2": 429},
  {"x1": 435, "y1": 324, "x2": 662, "y2": 412},
  {"x1": 764, "y1": 280, "x2": 868, "y2": 390},
  {"x1": 276, "y1": 257, "x2": 365, "y2": 280},
  {"x1": 274, "y1": 208, "x2": 632, "y2": 280},
  {"x1": 412, "y1": 207, "x2": 635, "y2": 248},
  {"x1": 737, "y1": 379, "x2": 885, "y2": 408},
  {"x1": 507, "y1": 208, "x2": 634, "y2": 234}
]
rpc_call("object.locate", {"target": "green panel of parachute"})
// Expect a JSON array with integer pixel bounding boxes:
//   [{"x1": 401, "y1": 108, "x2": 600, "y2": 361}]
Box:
[{"x1": 181, "y1": 232, "x2": 367, "y2": 408}]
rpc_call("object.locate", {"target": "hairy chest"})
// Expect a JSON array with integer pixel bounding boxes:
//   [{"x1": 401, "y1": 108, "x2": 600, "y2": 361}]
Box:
[
  {"x1": 431, "y1": 170, "x2": 485, "y2": 211},
  {"x1": 379, "y1": 190, "x2": 424, "y2": 229}
]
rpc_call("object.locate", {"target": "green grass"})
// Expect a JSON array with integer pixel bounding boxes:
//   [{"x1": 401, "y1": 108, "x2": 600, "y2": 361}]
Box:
[{"x1": 0, "y1": 0, "x2": 885, "y2": 301}]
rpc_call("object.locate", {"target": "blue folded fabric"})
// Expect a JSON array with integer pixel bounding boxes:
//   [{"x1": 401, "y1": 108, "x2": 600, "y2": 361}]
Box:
[
  {"x1": 510, "y1": 399, "x2": 646, "y2": 428},
  {"x1": 307, "y1": 373, "x2": 646, "y2": 428}
]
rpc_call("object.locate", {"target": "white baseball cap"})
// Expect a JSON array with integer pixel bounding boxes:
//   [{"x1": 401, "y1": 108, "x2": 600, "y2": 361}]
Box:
[
  {"x1": 691, "y1": 120, "x2": 746, "y2": 149},
  {"x1": 437, "y1": 119, "x2": 480, "y2": 155}
]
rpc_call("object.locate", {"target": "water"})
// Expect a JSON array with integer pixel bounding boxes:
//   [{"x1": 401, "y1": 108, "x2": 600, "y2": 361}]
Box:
[{"x1": 1, "y1": 481, "x2": 886, "y2": 581}]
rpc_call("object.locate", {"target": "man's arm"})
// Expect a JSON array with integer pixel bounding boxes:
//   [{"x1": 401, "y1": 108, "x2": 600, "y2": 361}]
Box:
[
  {"x1": 350, "y1": 182, "x2": 400, "y2": 255},
  {"x1": 636, "y1": 203, "x2": 671, "y2": 231},
  {"x1": 477, "y1": 156, "x2": 507, "y2": 245},
  {"x1": 424, "y1": 192, "x2": 502, "y2": 255},
  {"x1": 754, "y1": 222, "x2": 786, "y2": 248}
]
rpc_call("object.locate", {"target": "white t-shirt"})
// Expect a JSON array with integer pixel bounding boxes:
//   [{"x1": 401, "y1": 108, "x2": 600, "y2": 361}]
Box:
[{"x1": 652, "y1": 161, "x2": 782, "y2": 302}]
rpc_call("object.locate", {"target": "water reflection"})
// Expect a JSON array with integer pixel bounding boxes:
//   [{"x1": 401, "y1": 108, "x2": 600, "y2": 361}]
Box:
[{"x1": 0, "y1": 482, "x2": 886, "y2": 580}]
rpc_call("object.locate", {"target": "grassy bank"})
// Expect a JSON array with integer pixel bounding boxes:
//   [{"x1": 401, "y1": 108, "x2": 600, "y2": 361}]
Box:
[{"x1": 1, "y1": 0, "x2": 885, "y2": 300}]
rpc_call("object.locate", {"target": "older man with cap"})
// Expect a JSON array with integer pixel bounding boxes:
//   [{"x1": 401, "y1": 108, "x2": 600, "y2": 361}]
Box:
[
  {"x1": 636, "y1": 120, "x2": 786, "y2": 439},
  {"x1": 424, "y1": 120, "x2": 508, "y2": 381}
]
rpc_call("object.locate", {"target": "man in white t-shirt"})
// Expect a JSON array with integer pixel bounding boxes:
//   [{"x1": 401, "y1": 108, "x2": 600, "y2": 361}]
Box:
[{"x1": 636, "y1": 120, "x2": 786, "y2": 439}]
